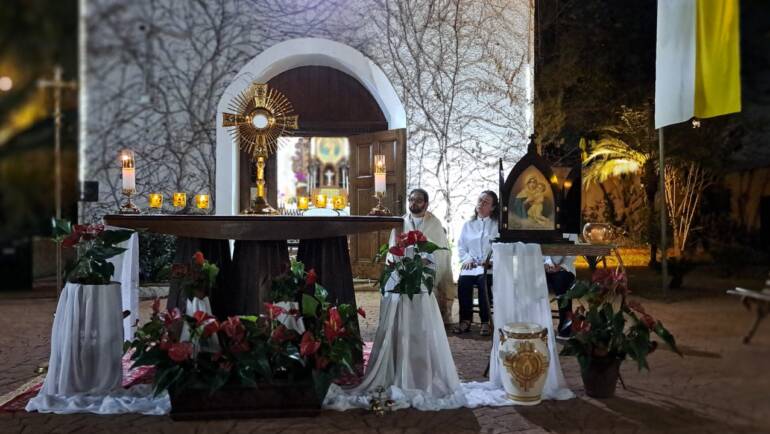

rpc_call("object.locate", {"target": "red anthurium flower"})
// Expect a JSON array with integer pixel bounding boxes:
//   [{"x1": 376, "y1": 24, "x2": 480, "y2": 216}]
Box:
[
  {"x1": 389, "y1": 246, "x2": 405, "y2": 257},
  {"x1": 221, "y1": 316, "x2": 246, "y2": 341},
  {"x1": 159, "y1": 336, "x2": 172, "y2": 351},
  {"x1": 264, "y1": 303, "x2": 286, "y2": 319},
  {"x1": 193, "y1": 251, "x2": 205, "y2": 266},
  {"x1": 641, "y1": 314, "x2": 656, "y2": 330},
  {"x1": 201, "y1": 319, "x2": 220, "y2": 338},
  {"x1": 162, "y1": 308, "x2": 182, "y2": 327},
  {"x1": 219, "y1": 361, "x2": 233, "y2": 372},
  {"x1": 324, "y1": 307, "x2": 345, "y2": 343},
  {"x1": 415, "y1": 231, "x2": 427, "y2": 243},
  {"x1": 271, "y1": 325, "x2": 291, "y2": 343},
  {"x1": 306, "y1": 269, "x2": 318, "y2": 287},
  {"x1": 357, "y1": 307, "x2": 366, "y2": 318},
  {"x1": 572, "y1": 317, "x2": 590, "y2": 333},
  {"x1": 300, "y1": 331, "x2": 321, "y2": 357},
  {"x1": 192, "y1": 310, "x2": 215, "y2": 326},
  {"x1": 61, "y1": 230, "x2": 81, "y2": 248},
  {"x1": 168, "y1": 342, "x2": 193, "y2": 363}
]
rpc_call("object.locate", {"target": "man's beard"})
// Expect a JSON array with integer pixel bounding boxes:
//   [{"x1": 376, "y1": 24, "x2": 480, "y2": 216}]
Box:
[{"x1": 409, "y1": 204, "x2": 426, "y2": 215}]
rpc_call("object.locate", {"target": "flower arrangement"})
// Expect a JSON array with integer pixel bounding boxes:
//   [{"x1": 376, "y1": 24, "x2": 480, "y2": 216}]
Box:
[
  {"x1": 128, "y1": 260, "x2": 364, "y2": 400},
  {"x1": 52, "y1": 218, "x2": 134, "y2": 284},
  {"x1": 376, "y1": 230, "x2": 446, "y2": 299},
  {"x1": 171, "y1": 251, "x2": 219, "y2": 300},
  {"x1": 559, "y1": 267, "x2": 682, "y2": 373}
]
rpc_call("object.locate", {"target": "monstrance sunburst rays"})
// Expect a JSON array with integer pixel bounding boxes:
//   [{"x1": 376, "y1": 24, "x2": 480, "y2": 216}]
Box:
[
  {"x1": 222, "y1": 83, "x2": 299, "y2": 214},
  {"x1": 222, "y1": 83, "x2": 299, "y2": 156}
]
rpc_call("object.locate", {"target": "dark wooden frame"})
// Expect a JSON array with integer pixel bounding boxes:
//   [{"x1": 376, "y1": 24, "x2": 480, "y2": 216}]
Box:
[{"x1": 498, "y1": 139, "x2": 566, "y2": 243}]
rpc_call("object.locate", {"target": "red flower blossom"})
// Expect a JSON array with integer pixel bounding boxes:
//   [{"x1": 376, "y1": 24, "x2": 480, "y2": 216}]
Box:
[
  {"x1": 229, "y1": 339, "x2": 250, "y2": 354},
  {"x1": 162, "y1": 308, "x2": 182, "y2": 327},
  {"x1": 221, "y1": 316, "x2": 246, "y2": 341},
  {"x1": 389, "y1": 246, "x2": 405, "y2": 257},
  {"x1": 357, "y1": 307, "x2": 366, "y2": 318},
  {"x1": 168, "y1": 342, "x2": 193, "y2": 363},
  {"x1": 271, "y1": 325, "x2": 291, "y2": 343},
  {"x1": 201, "y1": 319, "x2": 220, "y2": 338},
  {"x1": 641, "y1": 314, "x2": 656, "y2": 330},
  {"x1": 159, "y1": 336, "x2": 172, "y2": 351},
  {"x1": 193, "y1": 251, "x2": 205, "y2": 266},
  {"x1": 572, "y1": 316, "x2": 590, "y2": 333},
  {"x1": 300, "y1": 331, "x2": 321, "y2": 356},
  {"x1": 306, "y1": 269, "x2": 318, "y2": 287},
  {"x1": 324, "y1": 307, "x2": 345, "y2": 343},
  {"x1": 264, "y1": 303, "x2": 286, "y2": 319},
  {"x1": 192, "y1": 310, "x2": 215, "y2": 326},
  {"x1": 61, "y1": 231, "x2": 82, "y2": 248}
]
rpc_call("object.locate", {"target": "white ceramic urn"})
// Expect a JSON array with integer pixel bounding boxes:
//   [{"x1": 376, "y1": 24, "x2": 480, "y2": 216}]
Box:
[{"x1": 498, "y1": 322, "x2": 550, "y2": 405}]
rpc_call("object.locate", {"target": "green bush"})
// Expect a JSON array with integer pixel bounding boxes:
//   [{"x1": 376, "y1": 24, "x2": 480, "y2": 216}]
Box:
[{"x1": 139, "y1": 233, "x2": 176, "y2": 283}]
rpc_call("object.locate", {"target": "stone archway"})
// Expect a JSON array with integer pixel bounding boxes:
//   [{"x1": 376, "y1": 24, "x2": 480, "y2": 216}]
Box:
[{"x1": 215, "y1": 38, "x2": 406, "y2": 215}]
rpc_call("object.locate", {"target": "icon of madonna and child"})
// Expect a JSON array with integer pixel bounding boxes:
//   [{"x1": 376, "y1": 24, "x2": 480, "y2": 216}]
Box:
[{"x1": 508, "y1": 167, "x2": 556, "y2": 230}]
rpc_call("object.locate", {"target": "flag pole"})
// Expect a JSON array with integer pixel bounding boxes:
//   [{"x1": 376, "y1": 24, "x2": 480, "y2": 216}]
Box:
[{"x1": 658, "y1": 127, "x2": 668, "y2": 295}]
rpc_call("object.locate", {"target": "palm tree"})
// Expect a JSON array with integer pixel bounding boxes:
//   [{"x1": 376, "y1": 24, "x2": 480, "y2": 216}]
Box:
[{"x1": 582, "y1": 105, "x2": 661, "y2": 266}]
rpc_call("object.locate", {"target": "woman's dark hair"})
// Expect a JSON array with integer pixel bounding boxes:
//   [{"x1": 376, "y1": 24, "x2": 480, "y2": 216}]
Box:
[{"x1": 473, "y1": 190, "x2": 499, "y2": 221}]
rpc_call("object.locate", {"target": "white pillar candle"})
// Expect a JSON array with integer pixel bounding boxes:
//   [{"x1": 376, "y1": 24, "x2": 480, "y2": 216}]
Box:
[
  {"x1": 374, "y1": 173, "x2": 386, "y2": 194},
  {"x1": 122, "y1": 167, "x2": 135, "y2": 192}
]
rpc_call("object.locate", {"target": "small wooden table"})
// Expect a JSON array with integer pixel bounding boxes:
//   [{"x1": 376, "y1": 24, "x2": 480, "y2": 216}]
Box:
[{"x1": 103, "y1": 215, "x2": 403, "y2": 318}]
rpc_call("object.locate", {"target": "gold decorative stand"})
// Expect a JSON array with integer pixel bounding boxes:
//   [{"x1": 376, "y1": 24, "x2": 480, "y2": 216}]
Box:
[
  {"x1": 243, "y1": 147, "x2": 278, "y2": 215},
  {"x1": 368, "y1": 192, "x2": 392, "y2": 216},
  {"x1": 119, "y1": 189, "x2": 141, "y2": 214}
]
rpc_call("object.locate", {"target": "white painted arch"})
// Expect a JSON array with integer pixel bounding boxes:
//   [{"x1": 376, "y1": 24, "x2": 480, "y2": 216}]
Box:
[{"x1": 215, "y1": 38, "x2": 406, "y2": 215}]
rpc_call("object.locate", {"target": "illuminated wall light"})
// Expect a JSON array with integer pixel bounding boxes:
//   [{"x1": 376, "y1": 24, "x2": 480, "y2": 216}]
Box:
[{"x1": 0, "y1": 76, "x2": 12, "y2": 92}]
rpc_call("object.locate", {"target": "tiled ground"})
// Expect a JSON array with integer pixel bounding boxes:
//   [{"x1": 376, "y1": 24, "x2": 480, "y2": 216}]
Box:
[{"x1": 1, "y1": 290, "x2": 769, "y2": 433}]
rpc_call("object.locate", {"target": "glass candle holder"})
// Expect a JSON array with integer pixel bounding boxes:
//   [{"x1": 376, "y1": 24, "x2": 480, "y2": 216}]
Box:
[
  {"x1": 297, "y1": 196, "x2": 309, "y2": 210},
  {"x1": 148, "y1": 193, "x2": 163, "y2": 209},
  {"x1": 332, "y1": 195, "x2": 346, "y2": 210},
  {"x1": 314, "y1": 194, "x2": 327, "y2": 209},
  {"x1": 173, "y1": 192, "x2": 187, "y2": 208},
  {"x1": 195, "y1": 194, "x2": 209, "y2": 210}
]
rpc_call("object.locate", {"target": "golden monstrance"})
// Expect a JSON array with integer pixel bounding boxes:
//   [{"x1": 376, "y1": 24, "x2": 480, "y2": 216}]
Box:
[{"x1": 222, "y1": 83, "x2": 299, "y2": 214}]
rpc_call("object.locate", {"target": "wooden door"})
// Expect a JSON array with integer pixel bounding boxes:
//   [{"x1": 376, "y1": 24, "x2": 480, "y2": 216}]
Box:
[{"x1": 348, "y1": 129, "x2": 407, "y2": 278}]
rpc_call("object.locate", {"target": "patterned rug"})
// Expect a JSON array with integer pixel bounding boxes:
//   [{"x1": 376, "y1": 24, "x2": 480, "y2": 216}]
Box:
[{"x1": 0, "y1": 342, "x2": 373, "y2": 412}]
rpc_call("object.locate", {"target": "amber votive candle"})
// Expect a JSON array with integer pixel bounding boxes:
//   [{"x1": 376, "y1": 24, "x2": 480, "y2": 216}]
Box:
[
  {"x1": 297, "y1": 196, "x2": 309, "y2": 210},
  {"x1": 148, "y1": 193, "x2": 163, "y2": 209},
  {"x1": 195, "y1": 194, "x2": 209, "y2": 210},
  {"x1": 332, "y1": 195, "x2": 346, "y2": 210},
  {"x1": 314, "y1": 194, "x2": 327, "y2": 208},
  {"x1": 173, "y1": 192, "x2": 187, "y2": 208}
]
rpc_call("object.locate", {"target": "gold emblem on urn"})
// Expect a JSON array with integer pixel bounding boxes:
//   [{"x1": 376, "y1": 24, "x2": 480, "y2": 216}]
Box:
[{"x1": 502, "y1": 341, "x2": 549, "y2": 392}]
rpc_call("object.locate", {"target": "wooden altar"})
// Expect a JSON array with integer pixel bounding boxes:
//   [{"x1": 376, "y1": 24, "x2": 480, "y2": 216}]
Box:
[{"x1": 103, "y1": 214, "x2": 402, "y2": 318}]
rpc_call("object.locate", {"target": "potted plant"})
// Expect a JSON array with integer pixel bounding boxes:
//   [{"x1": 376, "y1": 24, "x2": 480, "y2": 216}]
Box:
[
  {"x1": 558, "y1": 267, "x2": 682, "y2": 398},
  {"x1": 376, "y1": 230, "x2": 446, "y2": 299},
  {"x1": 127, "y1": 260, "x2": 364, "y2": 420},
  {"x1": 41, "y1": 218, "x2": 134, "y2": 395}
]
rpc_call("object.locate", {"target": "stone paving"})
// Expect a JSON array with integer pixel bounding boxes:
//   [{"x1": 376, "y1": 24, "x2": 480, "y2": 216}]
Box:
[{"x1": 1, "y1": 290, "x2": 769, "y2": 434}]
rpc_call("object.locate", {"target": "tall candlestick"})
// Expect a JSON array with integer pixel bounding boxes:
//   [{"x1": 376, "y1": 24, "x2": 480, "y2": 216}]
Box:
[
  {"x1": 121, "y1": 150, "x2": 136, "y2": 193},
  {"x1": 374, "y1": 154, "x2": 386, "y2": 194}
]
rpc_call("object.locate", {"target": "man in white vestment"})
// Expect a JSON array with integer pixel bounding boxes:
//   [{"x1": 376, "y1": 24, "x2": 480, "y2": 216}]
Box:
[{"x1": 403, "y1": 188, "x2": 455, "y2": 322}]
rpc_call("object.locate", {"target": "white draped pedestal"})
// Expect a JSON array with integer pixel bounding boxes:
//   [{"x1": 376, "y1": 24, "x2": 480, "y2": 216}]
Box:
[
  {"x1": 324, "y1": 290, "x2": 467, "y2": 411},
  {"x1": 108, "y1": 230, "x2": 139, "y2": 341},
  {"x1": 26, "y1": 282, "x2": 169, "y2": 415}
]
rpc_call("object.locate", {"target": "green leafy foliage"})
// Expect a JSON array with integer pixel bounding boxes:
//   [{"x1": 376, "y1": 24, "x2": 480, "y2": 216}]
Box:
[
  {"x1": 559, "y1": 268, "x2": 682, "y2": 374},
  {"x1": 128, "y1": 260, "x2": 364, "y2": 399},
  {"x1": 376, "y1": 230, "x2": 447, "y2": 300},
  {"x1": 52, "y1": 218, "x2": 134, "y2": 285}
]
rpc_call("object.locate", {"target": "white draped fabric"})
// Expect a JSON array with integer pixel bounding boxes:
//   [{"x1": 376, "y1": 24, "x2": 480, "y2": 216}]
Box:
[
  {"x1": 324, "y1": 290, "x2": 467, "y2": 411},
  {"x1": 107, "y1": 227, "x2": 139, "y2": 341},
  {"x1": 26, "y1": 282, "x2": 169, "y2": 415},
  {"x1": 487, "y1": 242, "x2": 574, "y2": 401}
]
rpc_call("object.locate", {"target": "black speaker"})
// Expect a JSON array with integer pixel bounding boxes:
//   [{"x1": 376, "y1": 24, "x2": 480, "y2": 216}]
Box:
[{"x1": 78, "y1": 181, "x2": 99, "y2": 202}]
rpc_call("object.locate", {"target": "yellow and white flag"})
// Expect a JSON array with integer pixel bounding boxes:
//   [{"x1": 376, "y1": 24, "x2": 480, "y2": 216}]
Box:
[{"x1": 655, "y1": 0, "x2": 741, "y2": 128}]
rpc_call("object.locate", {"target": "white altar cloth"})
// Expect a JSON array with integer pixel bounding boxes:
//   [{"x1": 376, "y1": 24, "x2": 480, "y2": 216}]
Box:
[
  {"x1": 26, "y1": 282, "x2": 168, "y2": 415},
  {"x1": 487, "y1": 242, "x2": 574, "y2": 401},
  {"x1": 107, "y1": 227, "x2": 139, "y2": 341},
  {"x1": 324, "y1": 290, "x2": 467, "y2": 411}
]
